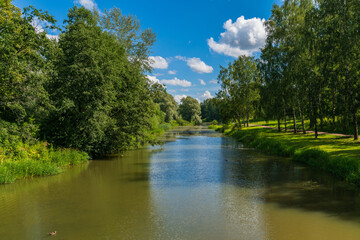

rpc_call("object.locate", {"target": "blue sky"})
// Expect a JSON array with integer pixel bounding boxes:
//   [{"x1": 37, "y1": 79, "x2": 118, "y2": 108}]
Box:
[{"x1": 14, "y1": 0, "x2": 282, "y2": 102}]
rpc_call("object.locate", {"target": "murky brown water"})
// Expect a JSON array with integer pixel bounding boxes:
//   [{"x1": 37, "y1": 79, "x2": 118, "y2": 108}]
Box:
[{"x1": 0, "y1": 126, "x2": 359, "y2": 240}]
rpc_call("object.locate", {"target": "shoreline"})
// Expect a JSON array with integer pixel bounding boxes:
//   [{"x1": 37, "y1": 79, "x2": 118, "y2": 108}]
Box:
[{"x1": 211, "y1": 124, "x2": 360, "y2": 187}]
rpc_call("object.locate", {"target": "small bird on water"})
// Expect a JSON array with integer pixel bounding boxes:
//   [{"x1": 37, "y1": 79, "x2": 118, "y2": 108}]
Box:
[{"x1": 48, "y1": 231, "x2": 57, "y2": 236}]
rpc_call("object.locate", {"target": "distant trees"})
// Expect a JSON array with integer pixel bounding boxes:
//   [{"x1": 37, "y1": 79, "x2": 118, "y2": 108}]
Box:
[
  {"x1": 150, "y1": 83, "x2": 178, "y2": 122},
  {"x1": 201, "y1": 98, "x2": 220, "y2": 122},
  {"x1": 178, "y1": 96, "x2": 202, "y2": 125},
  {"x1": 217, "y1": 0, "x2": 360, "y2": 140},
  {"x1": 259, "y1": 0, "x2": 360, "y2": 140},
  {"x1": 217, "y1": 56, "x2": 260, "y2": 127}
]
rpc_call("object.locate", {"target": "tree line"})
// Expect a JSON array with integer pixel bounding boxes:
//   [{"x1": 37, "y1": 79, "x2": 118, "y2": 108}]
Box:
[
  {"x1": 213, "y1": 0, "x2": 360, "y2": 140},
  {"x1": 0, "y1": 0, "x2": 203, "y2": 158}
]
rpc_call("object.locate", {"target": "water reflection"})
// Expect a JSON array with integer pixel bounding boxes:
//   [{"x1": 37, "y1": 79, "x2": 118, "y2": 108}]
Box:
[
  {"x1": 0, "y1": 126, "x2": 359, "y2": 239},
  {"x1": 149, "y1": 127, "x2": 360, "y2": 240}
]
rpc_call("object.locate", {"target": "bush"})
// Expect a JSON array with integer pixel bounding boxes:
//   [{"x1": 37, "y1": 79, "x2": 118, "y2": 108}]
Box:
[
  {"x1": 211, "y1": 120, "x2": 218, "y2": 125},
  {"x1": 191, "y1": 115, "x2": 202, "y2": 126},
  {"x1": 170, "y1": 120, "x2": 179, "y2": 127},
  {"x1": 176, "y1": 118, "x2": 191, "y2": 126},
  {"x1": 0, "y1": 138, "x2": 88, "y2": 184}
]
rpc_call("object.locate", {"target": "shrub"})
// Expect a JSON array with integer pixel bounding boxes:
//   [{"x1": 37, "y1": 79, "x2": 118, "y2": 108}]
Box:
[
  {"x1": 211, "y1": 120, "x2": 218, "y2": 125},
  {"x1": 0, "y1": 138, "x2": 88, "y2": 184},
  {"x1": 191, "y1": 115, "x2": 202, "y2": 126}
]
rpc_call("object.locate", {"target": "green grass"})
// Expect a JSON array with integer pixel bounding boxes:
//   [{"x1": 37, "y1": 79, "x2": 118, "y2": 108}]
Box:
[
  {"x1": 249, "y1": 117, "x2": 357, "y2": 135},
  {"x1": 217, "y1": 123, "x2": 360, "y2": 186},
  {"x1": 0, "y1": 141, "x2": 88, "y2": 184}
]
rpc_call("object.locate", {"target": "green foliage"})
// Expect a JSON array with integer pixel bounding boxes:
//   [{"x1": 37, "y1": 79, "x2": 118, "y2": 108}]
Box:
[
  {"x1": 176, "y1": 117, "x2": 191, "y2": 126},
  {"x1": 217, "y1": 56, "x2": 260, "y2": 125},
  {"x1": 178, "y1": 96, "x2": 201, "y2": 122},
  {"x1": 258, "y1": 0, "x2": 360, "y2": 139},
  {"x1": 0, "y1": 134, "x2": 88, "y2": 184},
  {"x1": 0, "y1": 1, "x2": 56, "y2": 123},
  {"x1": 100, "y1": 7, "x2": 156, "y2": 72},
  {"x1": 201, "y1": 98, "x2": 221, "y2": 122},
  {"x1": 191, "y1": 114, "x2": 202, "y2": 126},
  {"x1": 42, "y1": 6, "x2": 156, "y2": 156},
  {"x1": 0, "y1": 1, "x2": 169, "y2": 183},
  {"x1": 211, "y1": 120, "x2": 218, "y2": 125},
  {"x1": 150, "y1": 83, "x2": 178, "y2": 122}
]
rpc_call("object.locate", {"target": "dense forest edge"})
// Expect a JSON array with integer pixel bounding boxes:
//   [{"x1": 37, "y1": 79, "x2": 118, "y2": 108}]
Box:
[{"x1": 0, "y1": 1, "x2": 202, "y2": 183}]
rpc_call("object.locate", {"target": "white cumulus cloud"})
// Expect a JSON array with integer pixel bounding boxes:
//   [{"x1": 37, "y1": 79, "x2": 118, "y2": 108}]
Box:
[
  {"x1": 186, "y1": 57, "x2": 213, "y2": 74},
  {"x1": 174, "y1": 95, "x2": 187, "y2": 103},
  {"x1": 76, "y1": 0, "x2": 97, "y2": 10},
  {"x1": 161, "y1": 77, "x2": 191, "y2": 87},
  {"x1": 147, "y1": 76, "x2": 191, "y2": 87},
  {"x1": 200, "y1": 91, "x2": 214, "y2": 101},
  {"x1": 209, "y1": 79, "x2": 218, "y2": 84},
  {"x1": 199, "y1": 79, "x2": 206, "y2": 86},
  {"x1": 146, "y1": 75, "x2": 161, "y2": 84},
  {"x1": 149, "y1": 56, "x2": 169, "y2": 69},
  {"x1": 176, "y1": 56, "x2": 213, "y2": 74},
  {"x1": 208, "y1": 16, "x2": 266, "y2": 57},
  {"x1": 168, "y1": 70, "x2": 176, "y2": 75}
]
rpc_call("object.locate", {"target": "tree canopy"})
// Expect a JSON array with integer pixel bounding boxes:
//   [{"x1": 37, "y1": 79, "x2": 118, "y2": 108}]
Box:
[
  {"x1": 0, "y1": 1, "x2": 176, "y2": 157},
  {"x1": 178, "y1": 96, "x2": 202, "y2": 125},
  {"x1": 215, "y1": 0, "x2": 360, "y2": 140}
]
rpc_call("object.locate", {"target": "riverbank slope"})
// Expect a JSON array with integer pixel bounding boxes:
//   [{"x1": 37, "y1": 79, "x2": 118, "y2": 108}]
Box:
[{"x1": 211, "y1": 124, "x2": 360, "y2": 187}]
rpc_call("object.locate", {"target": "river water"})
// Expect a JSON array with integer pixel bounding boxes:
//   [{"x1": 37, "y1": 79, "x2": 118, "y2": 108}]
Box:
[{"x1": 0, "y1": 126, "x2": 359, "y2": 240}]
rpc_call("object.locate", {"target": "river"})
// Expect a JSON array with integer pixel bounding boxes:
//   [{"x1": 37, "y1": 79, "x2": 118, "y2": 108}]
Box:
[{"x1": 0, "y1": 126, "x2": 359, "y2": 240}]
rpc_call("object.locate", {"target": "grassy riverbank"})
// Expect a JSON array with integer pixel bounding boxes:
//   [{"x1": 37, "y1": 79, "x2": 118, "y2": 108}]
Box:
[
  {"x1": 247, "y1": 118, "x2": 356, "y2": 136},
  {"x1": 0, "y1": 120, "x2": 190, "y2": 184},
  {"x1": 0, "y1": 140, "x2": 88, "y2": 184},
  {"x1": 211, "y1": 124, "x2": 360, "y2": 187}
]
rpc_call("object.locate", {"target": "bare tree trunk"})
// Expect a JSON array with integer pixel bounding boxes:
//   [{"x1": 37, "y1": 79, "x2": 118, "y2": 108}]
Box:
[
  {"x1": 246, "y1": 112, "x2": 249, "y2": 127},
  {"x1": 243, "y1": 117, "x2": 246, "y2": 127},
  {"x1": 236, "y1": 116, "x2": 242, "y2": 128},
  {"x1": 299, "y1": 106, "x2": 306, "y2": 134},
  {"x1": 277, "y1": 117, "x2": 281, "y2": 132},
  {"x1": 354, "y1": 112, "x2": 358, "y2": 140},
  {"x1": 293, "y1": 107, "x2": 297, "y2": 134},
  {"x1": 343, "y1": 115, "x2": 348, "y2": 132},
  {"x1": 332, "y1": 89, "x2": 336, "y2": 130},
  {"x1": 343, "y1": 94, "x2": 348, "y2": 132},
  {"x1": 314, "y1": 115, "x2": 318, "y2": 139},
  {"x1": 309, "y1": 99, "x2": 314, "y2": 129},
  {"x1": 284, "y1": 109, "x2": 287, "y2": 132},
  {"x1": 319, "y1": 94, "x2": 324, "y2": 128}
]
